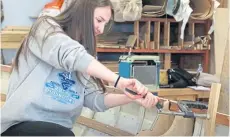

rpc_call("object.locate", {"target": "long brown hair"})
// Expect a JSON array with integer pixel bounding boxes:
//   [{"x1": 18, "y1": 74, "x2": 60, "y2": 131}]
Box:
[{"x1": 14, "y1": 0, "x2": 114, "y2": 92}]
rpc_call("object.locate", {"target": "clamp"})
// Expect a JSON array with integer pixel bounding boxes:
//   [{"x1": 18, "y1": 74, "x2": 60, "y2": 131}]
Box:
[{"x1": 125, "y1": 88, "x2": 210, "y2": 119}]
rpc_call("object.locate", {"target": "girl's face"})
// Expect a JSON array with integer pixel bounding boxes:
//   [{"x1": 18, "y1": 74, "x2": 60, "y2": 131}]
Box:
[{"x1": 94, "y1": 6, "x2": 111, "y2": 36}]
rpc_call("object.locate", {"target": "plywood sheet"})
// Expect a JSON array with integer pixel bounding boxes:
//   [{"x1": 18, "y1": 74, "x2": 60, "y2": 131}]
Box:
[{"x1": 214, "y1": 8, "x2": 229, "y2": 77}]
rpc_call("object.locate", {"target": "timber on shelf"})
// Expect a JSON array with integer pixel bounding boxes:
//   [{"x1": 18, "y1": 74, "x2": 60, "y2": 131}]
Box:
[{"x1": 96, "y1": 48, "x2": 209, "y2": 53}]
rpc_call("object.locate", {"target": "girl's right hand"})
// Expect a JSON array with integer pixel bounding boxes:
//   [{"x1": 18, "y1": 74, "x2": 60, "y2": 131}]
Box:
[
  {"x1": 116, "y1": 77, "x2": 148, "y2": 99},
  {"x1": 134, "y1": 92, "x2": 159, "y2": 108}
]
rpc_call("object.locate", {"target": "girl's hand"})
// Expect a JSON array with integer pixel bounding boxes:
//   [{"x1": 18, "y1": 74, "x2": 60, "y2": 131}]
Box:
[
  {"x1": 134, "y1": 92, "x2": 159, "y2": 108},
  {"x1": 117, "y1": 77, "x2": 148, "y2": 99}
]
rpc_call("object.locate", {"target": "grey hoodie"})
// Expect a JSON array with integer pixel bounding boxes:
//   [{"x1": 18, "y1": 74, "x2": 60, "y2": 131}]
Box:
[{"x1": 1, "y1": 18, "x2": 108, "y2": 133}]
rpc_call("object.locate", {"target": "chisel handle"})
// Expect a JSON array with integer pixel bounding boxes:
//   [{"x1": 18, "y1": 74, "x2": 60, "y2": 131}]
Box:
[{"x1": 125, "y1": 88, "x2": 163, "y2": 109}]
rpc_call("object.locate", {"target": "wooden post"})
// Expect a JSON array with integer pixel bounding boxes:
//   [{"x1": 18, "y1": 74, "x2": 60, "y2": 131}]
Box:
[
  {"x1": 145, "y1": 21, "x2": 151, "y2": 49},
  {"x1": 189, "y1": 23, "x2": 195, "y2": 45},
  {"x1": 203, "y1": 50, "x2": 209, "y2": 73},
  {"x1": 164, "y1": 53, "x2": 171, "y2": 69},
  {"x1": 178, "y1": 22, "x2": 184, "y2": 48},
  {"x1": 164, "y1": 21, "x2": 170, "y2": 47},
  {"x1": 134, "y1": 21, "x2": 139, "y2": 48},
  {"x1": 154, "y1": 22, "x2": 160, "y2": 49},
  {"x1": 204, "y1": 83, "x2": 221, "y2": 136}
]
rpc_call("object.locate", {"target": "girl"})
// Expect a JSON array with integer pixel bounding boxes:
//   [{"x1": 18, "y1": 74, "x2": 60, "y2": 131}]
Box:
[{"x1": 1, "y1": 0, "x2": 159, "y2": 136}]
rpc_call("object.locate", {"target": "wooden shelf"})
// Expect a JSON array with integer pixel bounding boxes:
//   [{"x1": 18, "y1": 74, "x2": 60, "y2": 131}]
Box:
[
  {"x1": 139, "y1": 17, "x2": 208, "y2": 24},
  {"x1": 96, "y1": 48, "x2": 209, "y2": 54}
]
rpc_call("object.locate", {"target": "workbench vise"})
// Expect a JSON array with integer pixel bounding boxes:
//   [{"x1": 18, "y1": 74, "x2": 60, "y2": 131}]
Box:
[{"x1": 118, "y1": 55, "x2": 160, "y2": 90}]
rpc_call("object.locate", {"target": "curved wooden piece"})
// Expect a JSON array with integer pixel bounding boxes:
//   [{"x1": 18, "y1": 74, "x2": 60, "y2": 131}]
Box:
[
  {"x1": 161, "y1": 116, "x2": 194, "y2": 136},
  {"x1": 137, "y1": 101, "x2": 174, "y2": 136}
]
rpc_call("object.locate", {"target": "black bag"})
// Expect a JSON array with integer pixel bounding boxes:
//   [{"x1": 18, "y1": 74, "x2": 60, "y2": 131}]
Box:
[{"x1": 166, "y1": 68, "x2": 197, "y2": 88}]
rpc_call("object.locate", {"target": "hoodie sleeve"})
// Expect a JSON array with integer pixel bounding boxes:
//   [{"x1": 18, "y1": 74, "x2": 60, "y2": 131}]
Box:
[
  {"x1": 83, "y1": 77, "x2": 108, "y2": 112},
  {"x1": 27, "y1": 18, "x2": 94, "y2": 73}
]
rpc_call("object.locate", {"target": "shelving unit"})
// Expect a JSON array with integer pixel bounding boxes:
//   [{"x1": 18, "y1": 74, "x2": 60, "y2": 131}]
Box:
[
  {"x1": 96, "y1": 48, "x2": 209, "y2": 73},
  {"x1": 97, "y1": 17, "x2": 212, "y2": 72}
]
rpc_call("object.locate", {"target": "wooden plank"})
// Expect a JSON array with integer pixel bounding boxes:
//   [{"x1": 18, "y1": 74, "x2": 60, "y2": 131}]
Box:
[
  {"x1": 3, "y1": 26, "x2": 30, "y2": 31},
  {"x1": 154, "y1": 22, "x2": 160, "y2": 49},
  {"x1": 134, "y1": 21, "x2": 139, "y2": 48},
  {"x1": 1, "y1": 36, "x2": 25, "y2": 42},
  {"x1": 164, "y1": 21, "x2": 170, "y2": 47},
  {"x1": 76, "y1": 116, "x2": 134, "y2": 136},
  {"x1": 214, "y1": 8, "x2": 229, "y2": 78},
  {"x1": 204, "y1": 83, "x2": 221, "y2": 136},
  {"x1": 218, "y1": 32, "x2": 229, "y2": 114},
  {"x1": 1, "y1": 42, "x2": 22, "y2": 49},
  {"x1": 164, "y1": 53, "x2": 171, "y2": 69},
  {"x1": 1, "y1": 31, "x2": 28, "y2": 35}
]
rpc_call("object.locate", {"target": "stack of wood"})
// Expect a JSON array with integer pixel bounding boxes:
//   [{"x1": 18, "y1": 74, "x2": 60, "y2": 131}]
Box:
[
  {"x1": 97, "y1": 32, "x2": 128, "y2": 49},
  {"x1": 182, "y1": 35, "x2": 211, "y2": 50},
  {"x1": 1, "y1": 26, "x2": 30, "y2": 49}
]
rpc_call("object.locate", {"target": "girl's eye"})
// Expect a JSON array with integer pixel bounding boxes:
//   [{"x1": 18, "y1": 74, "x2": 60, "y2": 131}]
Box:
[{"x1": 97, "y1": 19, "x2": 102, "y2": 23}]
